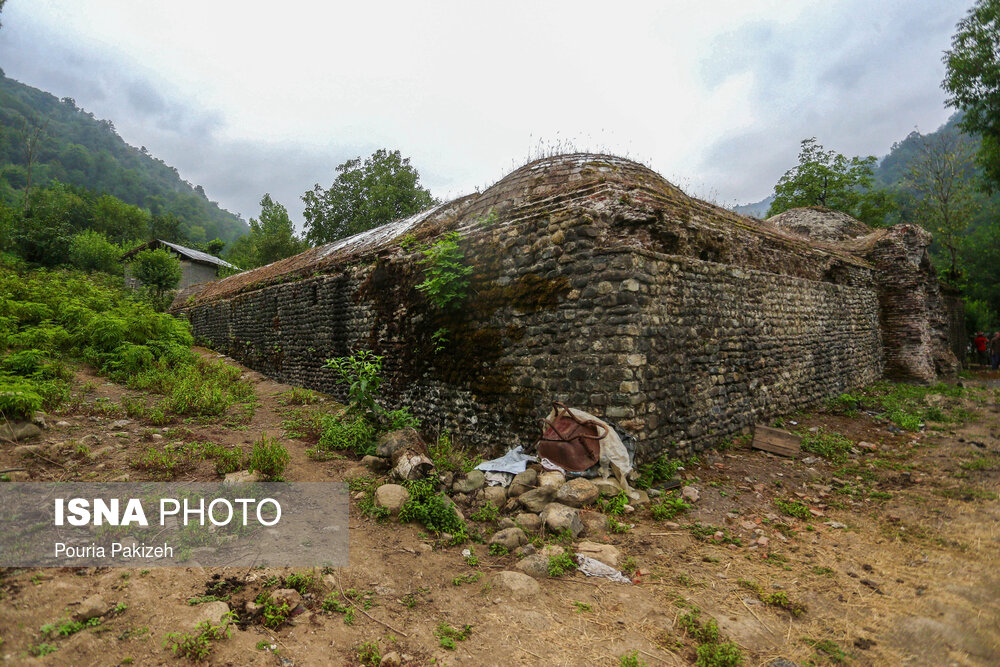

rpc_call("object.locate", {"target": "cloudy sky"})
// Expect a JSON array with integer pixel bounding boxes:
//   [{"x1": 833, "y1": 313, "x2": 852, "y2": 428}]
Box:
[{"x1": 0, "y1": 0, "x2": 971, "y2": 225}]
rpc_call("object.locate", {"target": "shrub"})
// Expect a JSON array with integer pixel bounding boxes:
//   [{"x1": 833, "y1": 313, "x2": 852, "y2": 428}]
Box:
[
  {"x1": 398, "y1": 478, "x2": 466, "y2": 535},
  {"x1": 547, "y1": 552, "x2": 576, "y2": 577},
  {"x1": 164, "y1": 617, "x2": 233, "y2": 661},
  {"x1": 416, "y1": 232, "x2": 473, "y2": 310},
  {"x1": 247, "y1": 435, "x2": 289, "y2": 481},
  {"x1": 695, "y1": 642, "x2": 745, "y2": 667},
  {"x1": 68, "y1": 230, "x2": 121, "y2": 275},
  {"x1": 323, "y1": 350, "x2": 384, "y2": 417},
  {"x1": 798, "y1": 428, "x2": 853, "y2": 463},
  {"x1": 316, "y1": 413, "x2": 378, "y2": 457},
  {"x1": 634, "y1": 454, "x2": 682, "y2": 490},
  {"x1": 650, "y1": 493, "x2": 691, "y2": 520},
  {"x1": 774, "y1": 498, "x2": 811, "y2": 520}
]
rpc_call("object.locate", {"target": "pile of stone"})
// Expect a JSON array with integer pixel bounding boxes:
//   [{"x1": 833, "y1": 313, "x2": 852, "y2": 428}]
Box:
[{"x1": 368, "y1": 428, "x2": 651, "y2": 544}]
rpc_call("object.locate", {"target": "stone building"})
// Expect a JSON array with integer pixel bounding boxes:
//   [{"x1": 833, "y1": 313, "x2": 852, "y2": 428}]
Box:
[
  {"x1": 175, "y1": 154, "x2": 960, "y2": 461},
  {"x1": 123, "y1": 239, "x2": 238, "y2": 290}
]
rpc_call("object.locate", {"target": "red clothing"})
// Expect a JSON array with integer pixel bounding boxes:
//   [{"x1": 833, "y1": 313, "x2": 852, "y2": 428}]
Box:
[{"x1": 975, "y1": 336, "x2": 989, "y2": 352}]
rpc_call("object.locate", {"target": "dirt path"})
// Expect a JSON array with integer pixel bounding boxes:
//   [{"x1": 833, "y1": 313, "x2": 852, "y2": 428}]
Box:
[{"x1": 1, "y1": 354, "x2": 998, "y2": 666}]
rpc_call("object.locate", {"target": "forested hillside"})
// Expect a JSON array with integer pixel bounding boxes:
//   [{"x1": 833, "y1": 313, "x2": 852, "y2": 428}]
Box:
[{"x1": 0, "y1": 70, "x2": 247, "y2": 245}]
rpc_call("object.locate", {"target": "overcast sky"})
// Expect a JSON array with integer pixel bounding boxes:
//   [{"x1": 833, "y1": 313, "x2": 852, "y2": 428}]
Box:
[{"x1": 0, "y1": 0, "x2": 972, "y2": 225}]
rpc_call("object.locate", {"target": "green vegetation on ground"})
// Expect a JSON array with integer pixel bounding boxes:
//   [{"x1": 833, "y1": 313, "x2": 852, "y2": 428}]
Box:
[{"x1": 0, "y1": 263, "x2": 253, "y2": 427}]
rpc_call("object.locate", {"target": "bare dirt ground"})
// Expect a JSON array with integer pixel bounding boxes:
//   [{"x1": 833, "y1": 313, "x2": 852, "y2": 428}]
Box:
[{"x1": 1, "y1": 351, "x2": 998, "y2": 666}]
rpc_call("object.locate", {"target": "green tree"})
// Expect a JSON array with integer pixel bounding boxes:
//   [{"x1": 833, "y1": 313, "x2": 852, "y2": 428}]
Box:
[
  {"x1": 905, "y1": 132, "x2": 977, "y2": 281},
  {"x1": 14, "y1": 182, "x2": 90, "y2": 266},
  {"x1": 228, "y1": 193, "x2": 307, "y2": 268},
  {"x1": 767, "y1": 138, "x2": 894, "y2": 226},
  {"x1": 206, "y1": 238, "x2": 225, "y2": 257},
  {"x1": 68, "y1": 230, "x2": 121, "y2": 274},
  {"x1": 149, "y1": 213, "x2": 184, "y2": 243},
  {"x1": 302, "y1": 149, "x2": 435, "y2": 245},
  {"x1": 130, "y1": 248, "x2": 181, "y2": 311},
  {"x1": 91, "y1": 193, "x2": 150, "y2": 244},
  {"x1": 942, "y1": 0, "x2": 1000, "y2": 190}
]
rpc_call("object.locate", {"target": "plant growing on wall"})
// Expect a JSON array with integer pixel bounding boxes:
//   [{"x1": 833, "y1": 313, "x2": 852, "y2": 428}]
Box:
[
  {"x1": 323, "y1": 350, "x2": 384, "y2": 418},
  {"x1": 415, "y1": 232, "x2": 473, "y2": 311}
]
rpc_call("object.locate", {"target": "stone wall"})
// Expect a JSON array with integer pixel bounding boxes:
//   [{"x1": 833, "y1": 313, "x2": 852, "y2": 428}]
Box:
[{"x1": 180, "y1": 154, "x2": 895, "y2": 462}]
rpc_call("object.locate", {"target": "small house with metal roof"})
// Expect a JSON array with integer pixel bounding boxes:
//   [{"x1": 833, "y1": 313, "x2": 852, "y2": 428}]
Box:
[{"x1": 122, "y1": 239, "x2": 239, "y2": 290}]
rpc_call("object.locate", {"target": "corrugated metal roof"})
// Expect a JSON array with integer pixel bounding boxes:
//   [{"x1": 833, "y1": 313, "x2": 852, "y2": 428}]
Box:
[{"x1": 158, "y1": 240, "x2": 238, "y2": 269}]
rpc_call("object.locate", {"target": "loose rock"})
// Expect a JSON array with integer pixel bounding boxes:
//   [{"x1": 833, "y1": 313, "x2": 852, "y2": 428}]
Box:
[
  {"x1": 579, "y1": 512, "x2": 606, "y2": 536},
  {"x1": 681, "y1": 486, "x2": 700, "y2": 504},
  {"x1": 0, "y1": 421, "x2": 42, "y2": 441},
  {"x1": 594, "y1": 478, "x2": 622, "y2": 497},
  {"x1": 555, "y1": 478, "x2": 600, "y2": 507},
  {"x1": 452, "y1": 470, "x2": 486, "y2": 494},
  {"x1": 270, "y1": 588, "x2": 302, "y2": 610},
  {"x1": 362, "y1": 455, "x2": 389, "y2": 473},
  {"x1": 538, "y1": 471, "x2": 566, "y2": 489},
  {"x1": 375, "y1": 427, "x2": 425, "y2": 459},
  {"x1": 191, "y1": 601, "x2": 231, "y2": 629},
  {"x1": 515, "y1": 554, "x2": 550, "y2": 579},
  {"x1": 74, "y1": 595, "x2": 108, "y2": 621},
  {"x1": 380, "y1": 652, "x2": 402, "y2": 667},
  {"x1": 508, "y1": 469, "x2": 537, "y2": 497},
  {"x1": 540, "y1": 503, "x2": 583, "y2": 537},
  {"x1": 518, "y1": 486, "x2": 556, "y2": 513},
  {"x1": 392, "y1": 448, "x2": 434, "y2": 480},
  {"x1": 375, "y1": 484, "x2": 410, "y2": 515},
  {"x1": 493, "y1": 570, "x2": 541, "y2": 596},
  {"x1": 482, "y1": 485, "x2": 507, "y2": 507},
  {"x1": 515, "y1": 513, "x2": 542, "y2": 532},
  {"x1": 224, "y1": 470, "x2": 262, "y2": 485},
  {"x1": 575, "y1": 541, "x2": 620, "y2": 567},
  {"x1": 489, "y1": 527, "x2": 528, "y2": 550}
]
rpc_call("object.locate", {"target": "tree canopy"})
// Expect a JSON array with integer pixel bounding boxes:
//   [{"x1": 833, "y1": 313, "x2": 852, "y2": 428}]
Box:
[
  {"x1": 227, "y1": 193, "x2": 307, "y2": 269},
  {"x1": 904, "y1": 132, "x2": 977, "y2": 281},
  {"x1": 767, "y1": 138, "x2": 893, "y2": 225},
  {"x1": 130, "y1": 248, "x2": 181, "y2": 311},
  {"x1": 302, "y1": 149, "x2": 435, "y2": 245},
  {"x1": 943, "y1": 0, "x2": 1000, "y2": 190}
]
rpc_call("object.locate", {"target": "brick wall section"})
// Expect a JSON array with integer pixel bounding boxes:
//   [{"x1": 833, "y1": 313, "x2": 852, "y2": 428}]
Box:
[{"x1": 181, "y1": 154, "x2": 894, "y2": 461}]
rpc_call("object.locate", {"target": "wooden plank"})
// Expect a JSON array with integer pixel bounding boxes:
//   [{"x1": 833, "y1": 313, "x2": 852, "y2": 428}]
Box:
[{"x1": 752, "y1": 425, "x2": 801, "y2": 457}]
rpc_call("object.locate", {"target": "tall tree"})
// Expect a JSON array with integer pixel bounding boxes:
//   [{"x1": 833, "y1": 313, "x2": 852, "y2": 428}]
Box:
[
  {"x1": 130, "y1": 248, "x2": 181, "y2": 311},
  {"x1": 228, "y1": 193, "x2": 307, "y2": 268},
  {"x1": 302, "y1": 149, "x2": 435, "y2": 245},
  {"x1": 943, "y1": 0, "x2": 1000, "y2": 190},
  {"x1": 905, "y1": 132, "x2": 977, "y2": 281},
  {"x1": 19, "y1": 115, "x2": 49, "y2": 211},
  {"x1": 767, "y1": 138, "x2": 894, "y2": 226}
]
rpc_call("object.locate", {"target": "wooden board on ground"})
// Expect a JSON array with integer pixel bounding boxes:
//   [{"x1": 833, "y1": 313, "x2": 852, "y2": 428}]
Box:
[{"x1": 752, "y1": 425, "x2": 801, "y2": 457}]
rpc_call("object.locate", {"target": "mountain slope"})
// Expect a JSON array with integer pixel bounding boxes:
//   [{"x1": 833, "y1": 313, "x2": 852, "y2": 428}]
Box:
[{"x1": 0, "y1": 70, "x2": 247, "y2": 244}]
